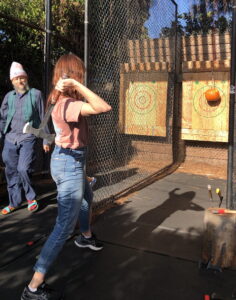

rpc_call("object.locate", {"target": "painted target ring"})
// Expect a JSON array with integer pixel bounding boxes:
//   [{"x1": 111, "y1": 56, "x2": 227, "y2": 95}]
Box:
[
  {"x1": 193, "y1": 84, "x2": 226, "y2": 118},
  {"x1": 128, "y1": 83, "x2": 156, "y2": 115}
]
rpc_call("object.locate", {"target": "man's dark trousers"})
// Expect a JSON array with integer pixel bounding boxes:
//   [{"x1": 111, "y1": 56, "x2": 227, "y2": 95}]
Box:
[{"x1": 2, "y1": 139, "x2": 36, "y2": 207}]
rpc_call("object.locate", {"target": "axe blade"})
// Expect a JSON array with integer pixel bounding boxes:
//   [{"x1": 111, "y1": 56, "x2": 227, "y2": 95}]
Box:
[{"x1": 23, "y1": 122, "x2": 55, "y2": 144}]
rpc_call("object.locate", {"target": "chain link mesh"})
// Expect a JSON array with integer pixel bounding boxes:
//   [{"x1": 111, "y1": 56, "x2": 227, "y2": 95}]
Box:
[
  {"x1": 0, "y1": 1, "x2": 178, "y2": 204},
  {"x1": 87, "y1": 0, "x2": 178, "y2": 204},
  {"x1": 1, "y1": 1, "x2": 230, "y2": 204},
  {"x1": 173, "y1": 0, "x2": 232, "y2": 183},
  {"x1": 0, "y1": 6, "x2": 83, "y2": 172},
  {"x1": 175, "y1": 0, "x2": 232, "y2": 14}
]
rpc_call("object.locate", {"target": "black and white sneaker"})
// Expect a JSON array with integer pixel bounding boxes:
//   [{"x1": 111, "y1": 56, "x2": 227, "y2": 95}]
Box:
[
  {"x1": 21, "y1": 282, "x2": 62, "y2": 300},
  {"x1": 74, "y1": 233, "x2": 103, "y2": 251}
]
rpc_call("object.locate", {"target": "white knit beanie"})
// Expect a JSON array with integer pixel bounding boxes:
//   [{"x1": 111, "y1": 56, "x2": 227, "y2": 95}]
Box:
[{"x1": 10, "y1": 62, "x2": 27, "y2": 80}]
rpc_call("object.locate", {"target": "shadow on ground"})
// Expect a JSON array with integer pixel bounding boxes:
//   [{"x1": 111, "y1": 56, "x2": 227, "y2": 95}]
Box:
[{"x1": 0, "y1": 172, "x2": 235, "y2": 300}]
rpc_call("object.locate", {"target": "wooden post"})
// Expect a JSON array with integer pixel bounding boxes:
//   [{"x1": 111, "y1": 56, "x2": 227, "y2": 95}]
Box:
[{"x1": 202, "y1": 207, "x2": 236, "y2": 269}]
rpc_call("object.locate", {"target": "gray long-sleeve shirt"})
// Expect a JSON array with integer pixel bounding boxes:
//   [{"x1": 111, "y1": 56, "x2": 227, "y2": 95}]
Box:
[{"x1": 0, "y1": 89, "x2": 48, "y2": 145}]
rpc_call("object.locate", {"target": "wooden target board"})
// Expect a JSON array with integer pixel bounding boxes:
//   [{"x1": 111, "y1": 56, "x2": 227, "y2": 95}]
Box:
[
  {"x1": 119, "y1": 70, "x2": 168, "y2": 137},
  {"x1": 181, "y1": 72, "x2": 229, "y2": 142}
]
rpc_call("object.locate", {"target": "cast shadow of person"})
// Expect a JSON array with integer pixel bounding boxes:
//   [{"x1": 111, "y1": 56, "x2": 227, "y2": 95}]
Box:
[{"x1": 129, "y1": 188, "x2": 204, "y2": 239}]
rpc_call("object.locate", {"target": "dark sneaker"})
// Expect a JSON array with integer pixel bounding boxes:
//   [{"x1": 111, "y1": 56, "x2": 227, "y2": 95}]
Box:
[
  {"x1": 21, "y1": 283, "x2": 62, "y2": 300},
  {"x1": 74, "y1": 233, "x2": 103, "y2": 251}
]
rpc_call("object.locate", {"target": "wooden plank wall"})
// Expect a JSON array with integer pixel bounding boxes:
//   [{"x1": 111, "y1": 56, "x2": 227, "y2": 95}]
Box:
[
  {"x1": 181, "y1": 32, "x2": 231, "y2": 142},
  {"x1": 125, "y1": 33, "x2": 230, "y2": 70},
  {"x1": 126, "y1": 37, "x2": 175, "y2": 67},
  {"x1": 119, "y1": 69, "x2": 168, "y2": 137},
  {"x1": 182, "y1": 33, "x2": 231, "y2": 72},
  {"x1": 119, "y1": 37, "x2": 175, "y2": 137},
  {"x1": 181, "y1": 72, "x2": 230, "y2": 142},
  {"x1": 121, "y1": 33, "x2": 231, "y2": 142},
  {"x1": 182, "y1": 33, "x2": 230, "y2": 60}
]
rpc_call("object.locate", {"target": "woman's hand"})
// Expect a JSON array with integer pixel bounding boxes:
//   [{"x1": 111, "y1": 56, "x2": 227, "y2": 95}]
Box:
[
  {"x1": 55, "y1": 77, "x2": 112, "y2": 116},
  {"x1": 55, "y1": 78, "x2": 77, "y2": 93}
]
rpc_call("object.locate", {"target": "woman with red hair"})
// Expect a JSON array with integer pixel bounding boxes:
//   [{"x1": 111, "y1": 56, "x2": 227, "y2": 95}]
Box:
[{"x1": 21, "y1": 53, "x2": 111, "y2": 300}]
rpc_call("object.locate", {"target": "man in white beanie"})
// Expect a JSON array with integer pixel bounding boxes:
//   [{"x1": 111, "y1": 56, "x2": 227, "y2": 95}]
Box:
[
  {"x1": 10, "y1": 62, "x2": 28, "y2": 82},
  {"x1": 0, "y1": 62, "x2": 50, "y2": 215}
]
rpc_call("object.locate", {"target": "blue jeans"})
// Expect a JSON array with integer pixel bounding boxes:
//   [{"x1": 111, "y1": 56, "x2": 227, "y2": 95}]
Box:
[
  {"x1": 2, "y1": 139, "x2": 36, "y2": 207},
  {"x1": 34, "y1": 145, "x2": 93, "y2": 274}
]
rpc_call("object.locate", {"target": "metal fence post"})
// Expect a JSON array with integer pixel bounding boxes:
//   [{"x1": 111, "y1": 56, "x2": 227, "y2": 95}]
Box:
[
  {"x1": 226, "y1": 0, "x2": 236, "y2": 209},
  {"x1": 84, "y1": 0, "x2": 89, "y2": 87},
  {"x1": 44, "y1": 0, "x2": 52, "y2": 98}
]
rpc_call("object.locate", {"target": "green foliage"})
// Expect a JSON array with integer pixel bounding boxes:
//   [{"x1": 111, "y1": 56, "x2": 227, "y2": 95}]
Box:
[
  {"x1": 0, "y1": 0, "x2": 45, "y2": 25},
  {"x1": 52, "y1": 0, "x2": 84, "y2": 60},
  {"x1": 160, "y1": 0, "x2": 232, "y2": 37},
  {"x1": 0, "y1": 0, "x2": 84, "y2": 98},
  {"x1": 160, "y1": 21, "x2": 184, "y2": 38},
  {"x1": 178, "y1": 1, "x2": 232, "y2": 36}
]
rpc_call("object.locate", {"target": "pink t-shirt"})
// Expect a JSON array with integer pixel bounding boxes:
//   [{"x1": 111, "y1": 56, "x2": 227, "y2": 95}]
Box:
[{"x1": 52, "y1": 96, "x2": 88, "y2": 149}]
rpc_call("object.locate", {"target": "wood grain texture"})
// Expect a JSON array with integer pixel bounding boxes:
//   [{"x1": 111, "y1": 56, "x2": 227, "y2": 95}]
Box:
[
  {"x1": 119, "y1": 68, "x2": 168, "y2": 137},
  {"x1": 202, "y1": 207, "x2": 236, "y2": 269},
  {"x1": 181, "y1": 72, "x2": 229, "y2": 142}
]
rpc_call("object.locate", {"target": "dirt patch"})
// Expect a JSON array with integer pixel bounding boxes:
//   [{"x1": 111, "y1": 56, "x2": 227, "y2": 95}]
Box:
[
  {"x1": 129, "y1": 159, "x2": 227, "y2": 180},
  {"x1": 176, "y1": 161, "x2": 227, "y2": 180}
]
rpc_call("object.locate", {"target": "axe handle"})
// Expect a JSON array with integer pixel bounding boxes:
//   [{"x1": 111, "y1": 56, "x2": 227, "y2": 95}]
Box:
[
  {"x1": 39, "y1": 103, "x2": 55, "y2": 130},
  {"x1": 39, "y1": 74, "x2": 69, "y2": 131},
  {"x1": 211, "y1": 208, "x2": 236, "y2": 214}
]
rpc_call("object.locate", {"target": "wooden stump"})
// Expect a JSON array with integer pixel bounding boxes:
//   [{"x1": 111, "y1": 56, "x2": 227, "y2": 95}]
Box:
[{"x1": 202, "y1": 208, "x2": 236, "y2": 269}]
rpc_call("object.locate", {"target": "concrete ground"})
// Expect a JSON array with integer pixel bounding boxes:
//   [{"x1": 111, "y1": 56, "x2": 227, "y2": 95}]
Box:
[{"x1": 0, "y1": 172, "x2": 236, "y2": 300}]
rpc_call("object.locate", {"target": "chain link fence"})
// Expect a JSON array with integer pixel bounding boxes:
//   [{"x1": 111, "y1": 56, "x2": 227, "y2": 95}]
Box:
[
  {"x1": 1, "y1": 0, "x2": 233, "y2": 208},
  {"x1": 87, "y1": 0, "x2": 179, "y2": 204},
  {"x1": 173, "y1": 0, "x2": 232, "y2": 185},
  {"x1": 175, "y1": 0, "x2": 232, "y2": 15},
  {"x1": 0, "y1": 3, "x2": 84, "y2": 172},
  {"x1": 0, "y1": 1, "x2": 180, "y2": 205}
]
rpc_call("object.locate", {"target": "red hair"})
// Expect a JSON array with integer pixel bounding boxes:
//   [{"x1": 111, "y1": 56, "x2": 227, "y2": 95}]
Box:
[{"x1": 47, "y1": 53, "x2": 85, "y2": 105}]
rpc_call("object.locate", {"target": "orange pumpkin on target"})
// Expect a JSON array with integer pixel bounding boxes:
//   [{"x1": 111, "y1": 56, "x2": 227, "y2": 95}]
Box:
[{"x1": 205, "y1": 88, "x2": 221, "y2": 102}]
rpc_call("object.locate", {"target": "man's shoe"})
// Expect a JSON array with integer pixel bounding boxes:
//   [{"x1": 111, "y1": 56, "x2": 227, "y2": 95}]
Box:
[
  {"x1": 21, "y1": 283, "x2": 62, "y2": 300},
  {"x1": 74, "y1": 233, "x2": 103, "y2": 251}
]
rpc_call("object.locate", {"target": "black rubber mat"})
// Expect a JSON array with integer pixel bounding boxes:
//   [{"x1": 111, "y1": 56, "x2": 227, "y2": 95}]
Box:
[{"x1": 1, "y1": 172, "x2": 235, "y2": 300}]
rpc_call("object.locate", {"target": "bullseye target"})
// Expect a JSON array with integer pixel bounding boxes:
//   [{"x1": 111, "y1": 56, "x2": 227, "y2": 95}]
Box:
[
  {"x1": 120, "y1": 71, "x2": 168, "y2": 137},
  {"x1": 193, "y1": 84, "x2": 226, "y2": 118},
  {"x1": 127, "y1": 82, "x2": 157, "y2": 115},
  {"x1": 181, "y1": 72, "x2": 229, "y2": 142}
]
